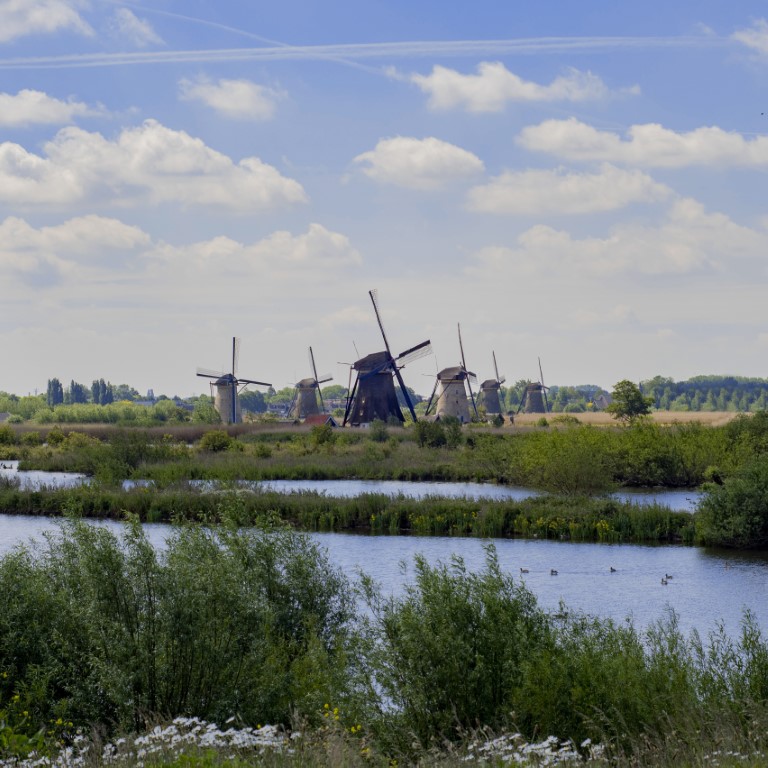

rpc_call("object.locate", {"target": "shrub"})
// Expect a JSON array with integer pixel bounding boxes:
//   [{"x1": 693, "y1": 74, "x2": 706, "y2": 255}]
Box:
[
  {"x1": 696, "y1": 457, "x2": 768, "y2": 547},
  {"x1": 198, "y1": 430, "x2": 233, "y2": 452},
  {"x1": 368, "y1": 419, "x2": 389, "y2": 443},
  {"x1": 0, "y1": 426, "x2": 15, "y2": 445},
  {"x1": 360, "y1": 547, "x2": 547, "y2": 748},
  {"x1": 0, "y1": 518, "x2": 355, "y2": 735}
]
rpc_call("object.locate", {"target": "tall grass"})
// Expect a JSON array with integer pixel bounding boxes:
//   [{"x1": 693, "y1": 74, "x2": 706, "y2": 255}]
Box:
[{"x1": 0, "y1": 485, "x2": 696, "y2": 543}]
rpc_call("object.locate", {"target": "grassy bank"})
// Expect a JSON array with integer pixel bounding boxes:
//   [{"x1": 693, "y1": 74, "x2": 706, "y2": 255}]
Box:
[
  {"x1": 1, "y1": 521, "x2": 767, "y2": 766},
  {"x1": 3, "y1": 416, "x2": 750, "y2": 491},
  {"x1": 0, "y1": 484, "x2": 695, "y2": 543}
]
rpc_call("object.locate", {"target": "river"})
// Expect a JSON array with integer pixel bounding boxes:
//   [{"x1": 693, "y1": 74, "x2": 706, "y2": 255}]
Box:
[{"x1": 1, "y1": 511, "x2": 765, "y2": 641}]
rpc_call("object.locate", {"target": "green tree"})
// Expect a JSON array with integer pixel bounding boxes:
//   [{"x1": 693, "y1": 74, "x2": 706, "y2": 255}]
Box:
[
  {"x1": 46, "y1": 378, "x2": 64, "y2": 407},
  {"x1": 606, "y1": 380, "x2": 654, "y2": 424}
]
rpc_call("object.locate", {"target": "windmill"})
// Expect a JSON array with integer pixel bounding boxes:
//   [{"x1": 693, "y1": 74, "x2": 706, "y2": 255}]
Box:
[
  {"x1": 196, "y1": 337, "x2": 271, "y2": 424},
  {"x1": 289, "y1": 346, "x2": 333, "y2": 419},
  {"x1": 518, "y1": 357, "x2": 549, "y2": 414},
  {"x1": 343, "y1": 290, "x2": 432, "y2": 426},
  {"x1": 424, "y1": 323, "x2": 479, "y2": 423},
  {"x1": 479, "y1": 351, "x2": 506, "y2": 417}
]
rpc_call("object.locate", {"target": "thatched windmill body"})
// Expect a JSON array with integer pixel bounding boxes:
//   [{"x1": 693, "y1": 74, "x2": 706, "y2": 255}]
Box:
[
  {"x1": 518, "y1": 357, "x2": 550, "y2": 414},
  {"x1": 424, "y1": 324, "x2": 479, "y2": 423},
  {"x1": 290, "y1": 347, "x2": 332, "y2": 419},
  {"x1": 479, "y1": 351, "x2": 505, "y2": 416},
  {"x1": 343, "y1": 291, "x2": 431, "y2": 426},
  {"x1": 196, "y1": 337, "x2": 271, "y2": 424}
]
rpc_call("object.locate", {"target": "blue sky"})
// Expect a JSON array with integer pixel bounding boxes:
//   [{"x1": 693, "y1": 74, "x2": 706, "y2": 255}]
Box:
[{"x1": 2, "y1": 1, "x2": 768, "y2": 398}]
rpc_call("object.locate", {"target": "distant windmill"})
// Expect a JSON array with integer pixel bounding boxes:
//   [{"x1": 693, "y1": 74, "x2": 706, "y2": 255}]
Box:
[
  {"x1": 343, "y1": 290, "x2": 432, "y2": 426},
  {"x1": 196, "y1": 337, "x2": 271, "y2": 424},
  {"x1": 289, "y1": 347, "x2": 333, "y2": 419},
  {"x1": 518, "y1": 357, "x2": 550, "y2": 414},
  {"x1": 424, "y1": 323, "x2": 479, "y2": 423},
  {"x1": 479, "y1": 351, "x2": 506, "y2": 416}
]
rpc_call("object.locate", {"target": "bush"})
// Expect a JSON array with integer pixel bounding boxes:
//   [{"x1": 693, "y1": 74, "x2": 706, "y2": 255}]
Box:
[
  {"x1": 368, "y1": 419, "x2": 388, "y2": 443},
  {"x1": 0, "y1": 426, "x2": 15, "y2": 445},
  {"x1": 696, "y1": 457, "x2": 768, "y2": 547},
  {"x1": 0, "y1": 518, "x2": 355, "y2": 735},
  {"x1": 198, "y1": 430, "x2": 233, "y2": 452},
  {"x1": 360, "y1": 547, "x2": 547, "y2": 748}
]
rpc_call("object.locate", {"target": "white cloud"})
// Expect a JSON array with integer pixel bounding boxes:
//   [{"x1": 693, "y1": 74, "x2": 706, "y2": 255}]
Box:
[
  {"x1": 146, "y1": 223, "x2": 361, "y2": 277},
  {"x1": 0, "y1": 89, "x2": 104, "y2": 126},
  {"x1": 518, "y1": 118, "x2": 768, "y2": 167},
  {"x1": 0, "y1": 120, "x2": 307, "y2": 210},
  {"x1": 354, "y1": 136, "x2": 484, "y2": 189},
  {"x1": 178, "y1": 77, "x2": 282, "y2": 121},
  {"x1": 732, "y1": 19, "x2": 768, "y2": 55},
  {"x1": 410, "y1": 63, "x2": 621, "y2": 112},
  {"x1": 110, "y1": 8, "x2": 163, "y2": 47},
  {"x1": 0, "y1": 0, "x2": 92, "y2": 42},
  {"x1": 470, "y1": 199, "x2": 767, "y2": 277},
  {"x1": 0, "y1": 214, "x2": 149, "y2": 284},
  {"x1": 467, "y1": 164, "x2": 670, "y2": 215}
]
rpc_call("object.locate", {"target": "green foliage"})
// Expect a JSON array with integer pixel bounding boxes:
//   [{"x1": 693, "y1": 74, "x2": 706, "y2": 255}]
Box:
[
  {"x1": 310, "y1": 424, "x2": 336, "y2": 446},
  {"x1": 607, "y1": 380, "x2": 654, "y2": 423},
  {"x1": 520, "y1": 426, "x2": 615, "y2": 495},
  {"x1": 697, "y1": 457, "x2": 768, "y2": 548},
  {"x1": 368, "y1": 419, "x2": 389, "y2": 443},
  {"x1": 0, "y1": 518, "x2": 354, "y2": 735},
  {"x1": 0, "y1": 426, "x2": 15, "y2": 445},
  {"x1": 361, "y1": 548, "x2": 547, "y2": 747},
  {"x1": 413, "y1": 420, "x2": 446, "y2": 448},
  {"x1": 198, "y1": 430, "x2": 233, "y2": 452}
]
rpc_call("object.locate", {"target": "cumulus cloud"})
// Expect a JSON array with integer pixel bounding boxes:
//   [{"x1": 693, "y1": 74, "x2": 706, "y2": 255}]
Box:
[
  {"x1": 410, "y1": 63, "x2": 620, "y2": 112},
  {"x1": 467, "y1": 164, "x2": 670, "y2": 215},
  {"x1": 732, "y1": 19, "x2": 768, "y2": 55},
  {"x1": 470, "y1": 199, "x2": 767, "y2": 277},
  {"x1": 0, "y1": 89, "x2": 104, "y2": 127},
  {"x1": 146, "y1": 223, "x2": 361, "y2": 277},
  {"x1": 518, "y1": 118, "x2": 768, "y2": 167},
  {"x1": 354, "y1": 136, "x2": 484, "y2": 189},
  {"x1": 0, "y1": 0, "x2": 93, "y2": 42},
  {"x1": 179, "y1": 77, "x2": 282, "y2": 121},
  {"x1": 0, "y1": 120, "x2": 307, "y2": 210},
  {"x1": 109, "y1": 8, "x2": 163, "y2": 47},
  {"x1": 0, "y1": 214, "x2": 149, "y2": 285}
]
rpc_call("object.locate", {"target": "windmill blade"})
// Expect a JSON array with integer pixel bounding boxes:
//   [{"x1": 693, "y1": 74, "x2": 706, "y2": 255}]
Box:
[
  {"x1": 493, "y1": 351, "x2": 500, "y2": 383},
  {"x1": 467, "y1": 372, "x2": 478, "y2": 386},
  {"x1": 317, "y1": 374, "x2": 333, "y2": 384},
  {"x1": 466, "y1": 374, "x2": 478, "y2": 419},
  {"x1": 288, "y1": 386, "x2": 299, "y2": 418},
  {"x1": 232, "y1": 337, "x2": 240, "y2": 378},
  {"x1": 392, "y1": 365, "x2": 418, "y2": 422},
  {"x1": 309, "y1": 346, "x2": 320, "y2": 383},
  {"x1": 538, "y1": 357, "x2": 546, "y2": 388},
  {"x1": 342, "y1": 373, "x2": 360, "y2": 426},
  {"x1": 196, "y1": 368, "x2": 225, "y2": 379},
  {"x1": 458, "y1": 323, "x2": 468, "y2": 372},
  {"x1": 237, "y1": 378, "x2": 272, "y2": 387},
  {"x1": 369, "y1": 289, "x2": 393, "y2": 357},
  {"x1": 499, "y1": 376, "x2": 507, "y2": 385},
  {"x1": 424, "y1": 378, "x2": 440, "y2": 416},
  {"x1": 396, "y1": 339, "x2": 432, "y2": 367}
]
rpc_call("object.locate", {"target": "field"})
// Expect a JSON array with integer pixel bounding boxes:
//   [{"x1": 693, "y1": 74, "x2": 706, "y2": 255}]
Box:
[{"x1": 512, "y1": 410, "x2": 741, "y2": 427}]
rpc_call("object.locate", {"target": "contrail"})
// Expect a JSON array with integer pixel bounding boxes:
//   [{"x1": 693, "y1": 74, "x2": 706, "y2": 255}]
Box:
[{"x1": 0, "y1": 36, "x2": 728, "y2": 70}]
